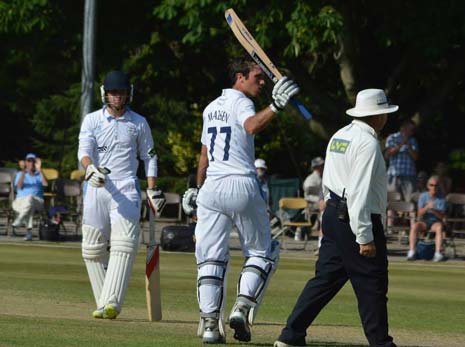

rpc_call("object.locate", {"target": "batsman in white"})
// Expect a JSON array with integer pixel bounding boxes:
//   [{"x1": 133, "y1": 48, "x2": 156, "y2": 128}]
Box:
[
  {"x1": 78, "y1": 70, "x2": 165, "y2": 319},
  {"x1": 182, "y1": 57, "x2": 299, "y2": 344}
]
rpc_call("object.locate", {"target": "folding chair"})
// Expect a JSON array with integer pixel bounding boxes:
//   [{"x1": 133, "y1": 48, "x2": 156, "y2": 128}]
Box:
[
  {"x1": 0, "y1": 172, "x2": 15, "y2": 235},
  {"x1": 42, "y1": 168, "x2": 60, "y2": 207},
  {"x1": 387, "y1": 191, "x2": 402, "y2": 202},
  {"x1": 272, "y1": 197, "x2": 313, "y2": 250},
  {"x1": 53, "y1": 178, "x2": 83, "y2": 236},
  {"x1": 443, "y1": 193, "x2": 465, "y2": 258},
  {"x1": 70, "y1": 169, "x2": 85, "y2": 182},
  {"x1": 156, "y1": 192, "x2": 183, "y2": 223},
  {"x1": 386, "y1": 201, "x2": 416, "y2": 244}
]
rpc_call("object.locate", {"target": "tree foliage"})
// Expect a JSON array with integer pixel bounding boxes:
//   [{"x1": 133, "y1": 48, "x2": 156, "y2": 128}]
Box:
[{"x1": 1, "y1": 0, "x2": 465, "y2": 189}]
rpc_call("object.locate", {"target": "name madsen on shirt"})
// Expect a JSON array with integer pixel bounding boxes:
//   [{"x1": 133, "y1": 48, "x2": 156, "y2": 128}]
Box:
[{"x1": 208, "y1": 110, "x2": 230, "y2": 123}]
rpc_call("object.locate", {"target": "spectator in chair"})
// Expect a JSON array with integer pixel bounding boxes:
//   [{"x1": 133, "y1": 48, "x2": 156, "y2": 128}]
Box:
[
  {"x1": 303, "y1": 156, "x2": 324, "y2": 206},
  {"x1": 407, "y1": 175, "x2": 446, "y2": 262},
  {"x1": 12, "y1": 153, "x2": 48, "y2": 241}
]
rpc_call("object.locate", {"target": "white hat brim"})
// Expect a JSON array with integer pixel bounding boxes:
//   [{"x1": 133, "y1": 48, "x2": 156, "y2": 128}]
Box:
[{"x1": 346, "y1": 105, "x2": 399, "y2": 117}]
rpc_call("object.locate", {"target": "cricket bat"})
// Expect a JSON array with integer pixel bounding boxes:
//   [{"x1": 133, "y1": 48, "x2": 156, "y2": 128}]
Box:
[
  {"x1": 225, "y1": 8, "x2": 312, "y2": 120},
  {"x1": 146, "y1": 203, "x2": 162, "y2": 321}
]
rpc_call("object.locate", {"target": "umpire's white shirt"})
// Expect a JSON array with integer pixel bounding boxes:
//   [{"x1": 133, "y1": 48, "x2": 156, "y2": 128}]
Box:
[
  {"x1": 322, "y1": 120, "x2": 387, "y2": 245},
  {"x1": 201, "y1": 89, "x2": 256, "y2": 178},
  {"x1": 78, "y1": 107, "x2": 157, "y2": 180}
]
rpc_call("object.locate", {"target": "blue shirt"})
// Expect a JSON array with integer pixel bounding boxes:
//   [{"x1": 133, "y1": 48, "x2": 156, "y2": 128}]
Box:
[
  {"x1": 385, "y1": 131, "x2": 418, "y2": 177},
  {"x1": 14, "y1": 171, "x2": 44, "y2": 199},
  {"x1": 418, "y1": 191, "x2": 445, "y2": 224}
]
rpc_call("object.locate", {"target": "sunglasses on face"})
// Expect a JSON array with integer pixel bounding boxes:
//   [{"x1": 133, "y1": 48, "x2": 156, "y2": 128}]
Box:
[
  {"x1": 26, "y1": 159, "x2": 35, "y2": 162},
  {"x1": 428, "y1": 183, "x2": 438, "y2": 187}
]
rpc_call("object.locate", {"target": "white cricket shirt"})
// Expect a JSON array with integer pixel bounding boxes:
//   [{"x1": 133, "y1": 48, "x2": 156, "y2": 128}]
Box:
[
  {"x1": 78, "y1": 107, "x2": 158, "y2": 180},
  {"x1": 322, "y1": 120, "x2": 387, "y2": 244},
  {"x1": 201, "y1": 89, "x2": 256, "y2": 177}
]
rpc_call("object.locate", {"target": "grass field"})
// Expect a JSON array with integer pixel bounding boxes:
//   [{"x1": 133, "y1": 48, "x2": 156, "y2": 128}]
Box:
[{"x1": 0, "y1": 242, "x2": 464, "y2": 347}]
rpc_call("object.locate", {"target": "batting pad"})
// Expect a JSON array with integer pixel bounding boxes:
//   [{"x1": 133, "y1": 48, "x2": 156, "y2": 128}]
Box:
[
  {"x1": 82, "y1": 224, "x2": 109, "y2": 307},
  {"x1": 197, "y1": 260, "x2": 229, "y2": 338},
  {"x1": 99, "y1": 218, "x2": 140, "y2": 312}
]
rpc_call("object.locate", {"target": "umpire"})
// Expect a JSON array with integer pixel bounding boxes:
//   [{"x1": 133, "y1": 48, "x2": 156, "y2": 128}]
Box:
[{"x1": 274, "y1": 89, "x2": 398, "y2": 347}]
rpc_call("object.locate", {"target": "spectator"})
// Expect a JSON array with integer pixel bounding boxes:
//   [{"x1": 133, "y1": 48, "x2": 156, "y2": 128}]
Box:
[
  {"x1": 407, "y1": 175, "x2": 446, "y2": 262},
  {"x1": 254, "y1": 158, "x2": 270, "y2": 207},
  {"x1": 416, "y1": 170, "x2": 428, "y2": 193},
  {"x1": 385, "y1": 119, "x2": 419, "y2": 202},
  {"x1": 303, "y1": 156, "x2": 324, "y2": 205},
  {"x1": 434, "y1": 161, "x2": 452, "y2": 196},
  {"x1": 301, "y1": 157, "x2": 325, "y2": 242},
  {"x1": 12, "y1": 153, "x2": 48, "y2": 241}
]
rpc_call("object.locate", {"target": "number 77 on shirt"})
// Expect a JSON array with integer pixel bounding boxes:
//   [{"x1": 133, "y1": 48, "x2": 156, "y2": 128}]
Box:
[{"x1": 225, "y1": 8, "x2": 312, "y2": 120}]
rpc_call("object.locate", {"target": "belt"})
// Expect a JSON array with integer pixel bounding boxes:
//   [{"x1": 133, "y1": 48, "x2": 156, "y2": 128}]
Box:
[{"x1": 329, "y1": 190, "x2": 343, "y2": 202}]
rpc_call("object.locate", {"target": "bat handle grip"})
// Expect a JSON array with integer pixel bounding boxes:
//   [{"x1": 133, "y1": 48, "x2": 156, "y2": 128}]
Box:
[{"x1": 291, "y1": 98, "x2": 312, "y2": 120}]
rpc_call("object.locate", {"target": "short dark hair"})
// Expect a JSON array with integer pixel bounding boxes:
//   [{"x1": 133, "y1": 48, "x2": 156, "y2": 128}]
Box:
[{"x1": 228, "y1": 57, "x2": 257, "y2": 86}]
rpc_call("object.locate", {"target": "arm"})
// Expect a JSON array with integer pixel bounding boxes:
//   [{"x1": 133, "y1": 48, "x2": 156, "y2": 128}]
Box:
[
  {"x1": 35, "y1": 158, "x2": 48, "y2": 187},
  {"x1": 347, "y1": 141, "x2": 379, "y2": 246},
  {"x1": 197, "y1": 145, "x2": 209, "y2": 187},
  {"x1": 138, "y1": 119, "x2": 158, "y2": 189},
  {"x1": 243, "y1": 106, "x2": 276, "y2": 135}
]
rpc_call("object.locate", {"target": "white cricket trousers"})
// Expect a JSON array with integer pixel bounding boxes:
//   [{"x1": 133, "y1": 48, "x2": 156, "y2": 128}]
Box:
[
  {"x1": 12, "y1": 195, "x2": 44, "y2": 229},
  {"x1": 195, "y1": 175, "x2": 272, "y2": 262},
  {"x1": 82, "y1": 178, "x2": 141, "y2": 237}
]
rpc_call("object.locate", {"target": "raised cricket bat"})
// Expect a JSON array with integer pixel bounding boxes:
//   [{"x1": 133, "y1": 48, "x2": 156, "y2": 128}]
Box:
[
  {"x1": 225, "y1": 8, "x2": 312, "y2": 120},
  {"x1": 146, "y1": 203, "x2": 162, "y2": 321}
]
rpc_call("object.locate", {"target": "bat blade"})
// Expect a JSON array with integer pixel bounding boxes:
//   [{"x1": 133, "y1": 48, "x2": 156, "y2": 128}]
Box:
[
  {"x1": 146, "y1": 206, "x2": 162, "y2": 321},
  {"x1": 225, "y1": 8, "x2": 312, "y2": 120}
]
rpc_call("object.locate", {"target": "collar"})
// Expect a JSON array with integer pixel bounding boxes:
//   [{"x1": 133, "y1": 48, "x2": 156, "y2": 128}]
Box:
[
  {"x1": 102, "y1": 106, "x2": 132, "y2": 121},
  {"x1": 224, "y1": 88, "x2": 247, "y2": 98},
  {"x1": 351, "y1": 120, "x2": 377, "y2": 138}
]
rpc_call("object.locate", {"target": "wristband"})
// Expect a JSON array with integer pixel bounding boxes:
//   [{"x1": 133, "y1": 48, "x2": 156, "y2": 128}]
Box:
[{"x1": 269, "y1": 103, "x2": 281, "y2": 113}]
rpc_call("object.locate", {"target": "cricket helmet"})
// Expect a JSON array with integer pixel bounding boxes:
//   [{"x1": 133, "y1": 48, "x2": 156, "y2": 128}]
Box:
[{"x1": 100, "y1": 70, "x2": 134, "y2": 104}]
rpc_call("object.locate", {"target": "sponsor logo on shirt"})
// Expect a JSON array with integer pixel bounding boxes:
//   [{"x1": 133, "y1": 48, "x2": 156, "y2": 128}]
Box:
[
  {"x1": 330, "y1": 138, "x2": 350, "y2": 154},
  {"x1": 97, "y1": 146, "x2": 108, "y2": 153}
]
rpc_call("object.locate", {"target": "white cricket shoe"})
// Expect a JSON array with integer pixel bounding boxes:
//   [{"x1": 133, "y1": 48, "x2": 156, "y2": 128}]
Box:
[
  {"x1": 103, "y1": 304, "x2": 119, "y2": 319},
  {"x1": 92, "y1": 307, "x2": 104, "y2": 319},
  {"x1": 202, "y1": 318, "x2": 225, "y2": 344},
  {"x1": 229, "y1": 302, "x2": 251, "y2": 342},
  {"x1": 273, "y1": 340, "x2": 305, "y2": 347}
]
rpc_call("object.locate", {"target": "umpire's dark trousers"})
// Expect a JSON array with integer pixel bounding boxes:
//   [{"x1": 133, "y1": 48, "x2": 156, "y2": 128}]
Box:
[{"x1": 277, "y1": 202, "x2": 395, "y2": 347}]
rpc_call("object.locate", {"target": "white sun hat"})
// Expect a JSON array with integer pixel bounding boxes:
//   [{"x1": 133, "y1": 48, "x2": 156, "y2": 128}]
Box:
[
  {"x1": 346, "y1": 89, "x2": 398, "y2": 117},
  {"x1": 311, "y1": 156, "x2": 325, "y2": 168},
  {"x1": 254, "y1": 158, "x2": 267, "y2": 169}
]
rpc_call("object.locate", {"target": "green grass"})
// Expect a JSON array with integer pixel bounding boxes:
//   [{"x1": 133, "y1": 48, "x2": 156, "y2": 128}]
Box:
[{"x1": 0, "y1": 243, "x2": 464, "y2": 347}]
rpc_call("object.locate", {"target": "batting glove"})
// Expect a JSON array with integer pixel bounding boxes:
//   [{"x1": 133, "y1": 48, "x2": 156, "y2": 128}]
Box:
[
  {"x1": 182, "y1": 187, "x2": 198, "y2": 217},
  {"x1": 147, "y1": 188, "x2": 166, "y2": 216},
  {"x1": 85, "y1": 164, "x2": 110, "y2": 188},
  {"x1": 270, "y1": 76, "x2": 300, "y2": 112}
]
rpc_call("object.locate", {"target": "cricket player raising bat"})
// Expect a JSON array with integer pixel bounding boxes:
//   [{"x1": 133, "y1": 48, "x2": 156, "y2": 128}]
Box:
[
  {"x1": 182, "y1": 57, "x2": 299, "y2": 344},
  {"x1": 78, "y1": 70, "x2": 165, "y2": 319}
]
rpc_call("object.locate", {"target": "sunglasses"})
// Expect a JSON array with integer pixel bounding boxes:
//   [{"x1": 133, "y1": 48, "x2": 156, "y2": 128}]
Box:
[
  {"x1": 26, "y1": 159, "x2": 36, "y2": 162},
  {"x1": 428, "y1": 183, "x2": 438, "y2": 187}
]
